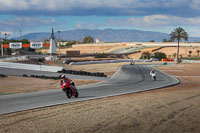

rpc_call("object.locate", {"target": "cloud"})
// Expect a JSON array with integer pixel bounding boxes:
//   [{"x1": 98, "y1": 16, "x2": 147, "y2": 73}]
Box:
[
  {"x1": 0, "y1": 16, "x2": 56, "y2": 26},
  {"x1": 106, "y1": 15, "x2": 200, "y2": 28},
  {"x1": 0, "y1": 0, "x2": 28, "y2": 10},
  {"x1": 0, "y1": 16, "x2": 56, "y2": 36},
  {"x1": 0, "y1": 0, "x2": 198, "y2": 17}
]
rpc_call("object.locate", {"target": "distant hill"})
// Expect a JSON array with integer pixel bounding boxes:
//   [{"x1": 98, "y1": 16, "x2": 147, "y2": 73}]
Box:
[{"x1": 18, "y1": 29, "x2": 200, "y2": 42}]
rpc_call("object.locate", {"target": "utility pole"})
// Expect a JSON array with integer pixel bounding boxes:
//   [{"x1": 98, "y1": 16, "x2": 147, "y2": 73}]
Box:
[
  {"x1": 4, "y1": 33, "x2": 10, "y2": 55},
  {"x1": 0, "y1": 32, "x2": 2, "y2": 56},
  {"x1": 19, "y1": 30, "x2": 22, "y2": 40}
]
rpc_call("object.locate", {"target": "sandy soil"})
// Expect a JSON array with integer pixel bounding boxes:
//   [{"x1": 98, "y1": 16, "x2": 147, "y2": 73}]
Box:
[
  {"x1": 39, "y1": 45, "x2": 114, "y2": 55},
  {"x1": 38, "y1": 45, "x2": 200, "y2": 60},
  {"x1": 0, "y1": 76, "x2": 99, "y2": 94},
  {"x1": 0, "y1": 63, "x2": 200, "y2": 133},
  {"x1": 64, "y1": 62, "x2": 131, "y2": 77},
  {"x1": 155, "y1": 46, "x2": 200, "y2": 58}
]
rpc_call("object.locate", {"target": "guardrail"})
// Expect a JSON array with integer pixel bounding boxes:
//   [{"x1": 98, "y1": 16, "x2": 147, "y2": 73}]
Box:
[
  {"x1": 0, "y1": 62, "x2": 63, "y2": 72},
  {"x1": 182, "y1": 60, "x2": 200, "y2": 63},
  {"x1": 69, "y1": 59, "x2": 152, "y2": 65}
]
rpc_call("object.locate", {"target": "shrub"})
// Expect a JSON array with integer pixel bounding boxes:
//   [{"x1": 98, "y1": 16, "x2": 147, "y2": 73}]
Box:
[
  {"x1": 95, "y1": 53, "x2": 107, "y2": 58},
  {"x1": 152, "y1": 52, "x2": 166, "y2": 61},
  {"x1": 140, "y1": 51, "x2": 151, "y2": 59}
]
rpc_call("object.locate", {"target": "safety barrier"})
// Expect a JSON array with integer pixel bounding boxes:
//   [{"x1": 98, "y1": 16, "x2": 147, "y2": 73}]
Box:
[
  {"x1": 57, "y1": 69, "x2": 107, "y2": 77},
  {"x1": 182, "y1": 60, "x2": 200, "y2": 63},
  {"x1": 161, "y1": 58, "x2": 174, "y2": 62},
  {"x1": 0, "y1": 62, "x2": 63, "y2": 72},
  {"x1": 69, "y1": 59, "x2": 152, "y2": 65}
]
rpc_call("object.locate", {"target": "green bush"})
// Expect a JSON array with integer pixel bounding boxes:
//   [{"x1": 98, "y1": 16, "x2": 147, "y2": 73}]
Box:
[
  {"x1": 182, "y1": 57, "x2": 200, "y2": 60},
  {"x1": 94, "y1": 53, "x2": 107, "y2": 58},
  {"x1": 152, "y1": 52, "x2": 166, "y2": 61},
  {"x1": 140, "y1": 51, "x2": 151, "y2": 59}
]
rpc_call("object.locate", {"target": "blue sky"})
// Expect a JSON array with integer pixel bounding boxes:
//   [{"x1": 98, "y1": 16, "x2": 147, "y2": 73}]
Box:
[{"x1": 0, "y1": 0, "x2": 200, "y2": 38}]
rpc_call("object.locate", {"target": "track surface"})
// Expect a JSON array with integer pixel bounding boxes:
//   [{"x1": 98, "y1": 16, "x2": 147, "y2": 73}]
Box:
[{"x1": 0, "y1": 64, "x2": 179, "y2": 114}]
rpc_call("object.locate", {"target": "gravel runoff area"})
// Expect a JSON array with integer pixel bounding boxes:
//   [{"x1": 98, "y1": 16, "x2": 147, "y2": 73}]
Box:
[{"x1": 0, "y1": 63, "x2": 200, "y2": 133}]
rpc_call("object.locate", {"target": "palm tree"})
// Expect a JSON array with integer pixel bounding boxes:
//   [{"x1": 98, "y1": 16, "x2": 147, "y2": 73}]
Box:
[
  {"x1": 188, "y1": 51, "x2": 192, "y2": 57},
  {"x1": 170, "y1": 27, "x2": 188, "y2": 63},
  {"x1": 197, "y1": 50, "x2": 200, "y2": 56},
  {"x1": 172, "y1": 53, "x2": 177, "y2": 58}
]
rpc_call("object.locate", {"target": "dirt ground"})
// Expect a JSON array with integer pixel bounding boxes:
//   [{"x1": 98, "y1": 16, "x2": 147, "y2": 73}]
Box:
[
  {"x1": 156, "y1": 46, "x2": 200, "y2": 58},
  {"x1": 39, "y1": 45, "x2": 114, "y2": 55},
  {"x1": 0, "y1": 63, "x2": 200, "y2": 133},
  {"x1": 38, "y1": 45, "x2": 200, "y2": 60},
  {"x1": 0, "y1": 76, "x2": 100, "y2": 94}
]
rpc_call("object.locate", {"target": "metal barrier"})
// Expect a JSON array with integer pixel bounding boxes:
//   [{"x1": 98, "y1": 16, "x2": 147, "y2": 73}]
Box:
[
  {"x1": 182, "y1": 60, "x2": 200, "y2": 63},
  {"x1": 0, "y1": 62, "x2": 63, "y2": 72},
  {"x1": 69, "y1": 59, "x2": 152, "y2": 65}
]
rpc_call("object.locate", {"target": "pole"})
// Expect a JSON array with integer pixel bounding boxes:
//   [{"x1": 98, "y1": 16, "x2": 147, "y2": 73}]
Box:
[
  {"x1": 4, "y1": 33, "x2": 7, "y2": 55},
  {"x1": 19, "y1": 30, "x2": 22, "y2": 40},
  {"x1": 0, "y1": 32, "x2": 2, "y2": 56},
  {"x1": 1, "y1": 44, "x2": 2, "y2": 56},
  {"x1": 58, "y1": 31, "x2": 61, "y2": 58}
]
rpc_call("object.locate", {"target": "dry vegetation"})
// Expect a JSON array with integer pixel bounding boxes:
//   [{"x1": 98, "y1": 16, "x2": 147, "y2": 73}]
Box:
[
  {"x1": 38, "y1": 45, "x2": 200, "y2": 60},
  {"x1": 0, "y1": 63, "x2": 200, "y2": 133},
  {"x1": 0, "y1": 77, "x2": 100, "y2": 94},
  {"x1": 1, "y1": 42, "x2": 200, "y2": 133}
]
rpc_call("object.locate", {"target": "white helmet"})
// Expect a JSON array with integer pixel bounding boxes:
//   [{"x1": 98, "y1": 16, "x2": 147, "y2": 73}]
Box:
[{"x1": 61, "y1": 74, "x2": 65, "y2": 78}]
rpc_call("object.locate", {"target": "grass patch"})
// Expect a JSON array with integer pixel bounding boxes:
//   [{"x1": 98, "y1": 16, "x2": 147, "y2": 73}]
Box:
[
  {"x1": 182, "y1": 57, "x2": 200, "y2": 60},
  {"x1": 0, "y1": 92, "x2": 14, "y2": 96},
  {"x1": 94, "y1": 53, "x2": 108, "y2": 58}
]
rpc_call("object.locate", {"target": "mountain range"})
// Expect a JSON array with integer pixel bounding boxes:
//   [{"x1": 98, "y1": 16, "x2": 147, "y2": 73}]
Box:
[{"x1": 19, "y1": 29, "x2": 200, "y2": 42}]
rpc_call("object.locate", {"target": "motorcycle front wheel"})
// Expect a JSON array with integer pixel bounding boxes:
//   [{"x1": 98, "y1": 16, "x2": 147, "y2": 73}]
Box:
[
  {"x1": 75, "y1": 91, "x2": 79, "y2": 98},
  {"x1": 66, "y1": 88, "x2": 72, "y2": 98},
  {"x1": 72, "y1": 86, "x2": 79, "y2": 98}
]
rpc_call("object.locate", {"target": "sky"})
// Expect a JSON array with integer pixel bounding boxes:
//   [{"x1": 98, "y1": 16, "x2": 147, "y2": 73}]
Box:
[{"x1": 0, "y1": 0, "x2": 200, "y2": 38}]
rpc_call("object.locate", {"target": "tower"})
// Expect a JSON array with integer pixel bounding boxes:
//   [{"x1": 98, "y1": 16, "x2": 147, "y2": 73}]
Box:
[{"x1": 49, "y1": 28, "x2": 57, "y2": 55}]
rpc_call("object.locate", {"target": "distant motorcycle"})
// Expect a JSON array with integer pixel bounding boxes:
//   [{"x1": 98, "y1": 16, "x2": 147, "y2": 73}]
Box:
[
  {"x1": 150, "y1": 70, "x2": 156, "y2": 81},
  {"x1": 61, "y1": 79, "x2": 79, "y2": 98},
  {"x1": 151, "y1": 73, "x2": 156, "y2": 81}
]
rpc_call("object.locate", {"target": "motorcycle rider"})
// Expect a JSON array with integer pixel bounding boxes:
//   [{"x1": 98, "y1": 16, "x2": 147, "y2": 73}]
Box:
[
  {"x1": 60, "y1": 74, "x2": 71, "y2": 91},
  {"x1": 150, "y1": 69, "x2": 156, "y2": 80},
  {"x1": 60, "y1": 74, "x2": 78, "y2": 98}
]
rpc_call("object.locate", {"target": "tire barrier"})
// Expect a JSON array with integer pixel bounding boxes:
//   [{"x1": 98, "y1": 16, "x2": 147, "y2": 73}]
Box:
[
  {"x1": 22, "y1": 74, "x2": 61, "y2": 80},
  {"x1": 0, "y1": 74, "x2": 7, "y2": 78},
  {"x1": 58, "y1": 69, "x2": 107, "y2": 77}
]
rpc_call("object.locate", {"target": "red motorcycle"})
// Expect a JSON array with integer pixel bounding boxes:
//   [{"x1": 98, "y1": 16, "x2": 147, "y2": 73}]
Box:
[{"x1": 61, "y1": 78, "x2": 79, "y2": 98}]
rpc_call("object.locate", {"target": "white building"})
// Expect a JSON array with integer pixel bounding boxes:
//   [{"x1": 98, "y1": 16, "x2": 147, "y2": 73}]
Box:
[{"x1": 96, "y1": 38, "x2": 100, "y2": 43}]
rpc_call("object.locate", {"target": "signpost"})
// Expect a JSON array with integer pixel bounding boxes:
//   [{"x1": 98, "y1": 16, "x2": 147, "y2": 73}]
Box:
[
  {"x1": 30, "y1": 42, "x2": 43, "y2": 49},
  {"x1": 9, "y1": 42, "x2": 22, "y2": 49}
]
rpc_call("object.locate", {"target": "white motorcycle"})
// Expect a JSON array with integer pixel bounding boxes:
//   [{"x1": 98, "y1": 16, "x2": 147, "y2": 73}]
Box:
[{"x1": 151, "y1": 73, "x2": 156, "y2": 81}]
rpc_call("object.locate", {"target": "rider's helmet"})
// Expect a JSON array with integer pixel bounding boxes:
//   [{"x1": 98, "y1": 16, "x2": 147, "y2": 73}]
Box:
[
  {"x1": 61, "y1": 74, "x2": 65, "y2": 79},
  {"x1": 152, "y1": 69, "x2": 155, "y2": 73}
]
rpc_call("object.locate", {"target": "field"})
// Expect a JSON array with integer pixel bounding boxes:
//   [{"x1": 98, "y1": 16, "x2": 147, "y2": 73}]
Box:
[
  {"x1": 38, "y1": 44, "x2": 200, "y2": 60},
  {"x1": 0, "y1": 63, "x2": 200, "y2": 133}
]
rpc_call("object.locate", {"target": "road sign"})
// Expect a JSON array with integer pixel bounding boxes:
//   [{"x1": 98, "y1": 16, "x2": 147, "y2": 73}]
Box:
[
  {"x1": 9, "y1": 42, "x2": 22, "y2": 49},
  {"x1": 30, "y1": 42, "x2": 43, "y2": 49}
]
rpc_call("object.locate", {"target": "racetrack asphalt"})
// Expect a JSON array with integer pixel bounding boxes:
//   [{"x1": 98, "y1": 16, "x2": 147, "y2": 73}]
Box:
[{"x1": 0, "y1": 64, "x2": 179, "y2": 114}]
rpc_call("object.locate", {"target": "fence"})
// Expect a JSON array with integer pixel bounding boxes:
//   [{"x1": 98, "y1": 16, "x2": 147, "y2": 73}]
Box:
[{"x1": 0, "y1": 62, "x2": 63, "y2": 72}]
